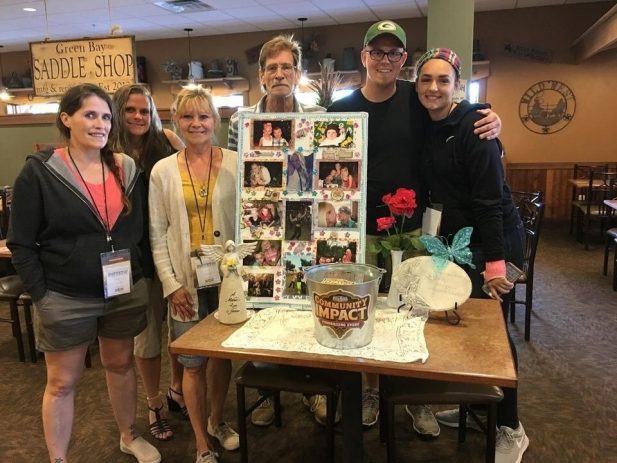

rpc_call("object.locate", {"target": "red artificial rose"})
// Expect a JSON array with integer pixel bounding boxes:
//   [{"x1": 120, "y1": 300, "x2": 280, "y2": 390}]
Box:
[
  {"x1": 376, "y1": 216, "x2": 396, "y2": 232},
  {"x1": 382, "y1": 188, "x2": 417, "y2": 217}
]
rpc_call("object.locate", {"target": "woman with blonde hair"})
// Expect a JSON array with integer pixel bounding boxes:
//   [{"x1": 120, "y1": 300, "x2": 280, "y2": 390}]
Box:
[
  {"x1": 149, "y1": 87, "x2": 239, "y2": 463},
  {"x1": 318, "y1": 202, "x2": 337, "y2": 227},
  {"x1": 112, "y1": 83, "x2": 186, "y2": 442}
]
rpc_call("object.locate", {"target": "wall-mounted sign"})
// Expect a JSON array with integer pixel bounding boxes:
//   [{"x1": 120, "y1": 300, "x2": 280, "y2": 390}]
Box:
[
  {"x1": 504, "y1": 43, "x2": 553, "y2": 63},
  {"x1": 519, "y1": 80, "x2": 576, "y2": 134},
  {"x1": 30, "y1": 36, "x2": 136, "y2": 96}
]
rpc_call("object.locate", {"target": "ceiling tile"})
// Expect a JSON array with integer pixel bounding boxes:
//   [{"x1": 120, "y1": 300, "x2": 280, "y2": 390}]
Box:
[{"x1": 0, "y1": 0, "x2": 613, "y2": 51}]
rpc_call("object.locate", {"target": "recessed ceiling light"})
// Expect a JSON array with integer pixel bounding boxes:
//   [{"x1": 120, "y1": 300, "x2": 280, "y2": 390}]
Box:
[{"x1": 23, "y1": 7, "x2": 37, "y2": 12}]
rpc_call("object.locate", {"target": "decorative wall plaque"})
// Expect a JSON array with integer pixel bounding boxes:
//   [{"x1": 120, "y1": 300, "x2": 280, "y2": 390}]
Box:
[{"x1": 519, "y1": 80, "x2": 576, "y2": 134}]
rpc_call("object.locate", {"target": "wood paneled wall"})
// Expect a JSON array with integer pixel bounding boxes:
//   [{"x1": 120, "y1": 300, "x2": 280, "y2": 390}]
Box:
[{"x1": 506, "y1": 163, "x2": 575, "y2": 220}]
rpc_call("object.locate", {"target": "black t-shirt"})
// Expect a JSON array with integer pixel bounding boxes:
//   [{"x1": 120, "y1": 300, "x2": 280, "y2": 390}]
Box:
[{"x1": 328, "y1": 80, "x2": 429, "y2": 234}]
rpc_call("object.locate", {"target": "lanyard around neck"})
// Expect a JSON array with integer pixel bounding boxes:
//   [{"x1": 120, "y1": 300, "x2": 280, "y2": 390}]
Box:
[
  {"x1": 184, "y1": 147, "x2": 214, "y2": 243},
  {"x1": 67, "y1": 148, "x2": 113, "y2": 248}
]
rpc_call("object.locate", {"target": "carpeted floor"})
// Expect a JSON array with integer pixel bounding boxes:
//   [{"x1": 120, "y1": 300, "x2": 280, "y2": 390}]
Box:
[{"x1": 1, "y1": 220, "x2": 616, "y2": 463}]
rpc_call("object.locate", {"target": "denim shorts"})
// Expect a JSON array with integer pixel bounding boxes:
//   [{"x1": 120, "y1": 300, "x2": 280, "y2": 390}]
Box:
[
  {"x1": 168, "y1": 286, "x2": 218, "y2": 368},
  {"x1": 34, "y1": 278, "x2": 148, "y2": 352}
]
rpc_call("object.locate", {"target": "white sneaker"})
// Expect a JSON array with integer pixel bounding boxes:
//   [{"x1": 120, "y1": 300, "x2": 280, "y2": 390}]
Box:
[
  {"x1": 302, "y1": 394, "x2": 341, "y2": 426},
  {"x1": 361, "y1": 389, "x2": 380, "y2": 427},
  {"x1": 119, "y1": 436, "x2": 161, "y2": 463},
  {"x1": 251, "y1": 397, "x2": 275, "y2": 426},
  {"x1": 435, "y1": 407, "x2": 486, "y2": 432},
  {"x1": 207, "y1": 418, "x2": 240, "y2": 451},
  {"x1": 196, "y1": 450, "x2": 218, "y2": 463},
  {"x1": 495, "y1": 422, "x2": 529, "y2": 463},
  {"x1": 405, "y1": 405, "x2": 440, "y2": 437}
]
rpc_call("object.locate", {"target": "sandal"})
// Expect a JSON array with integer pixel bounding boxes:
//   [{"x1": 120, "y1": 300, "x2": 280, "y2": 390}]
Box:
[
  {"x1": 148, "y1": 395, "x2": 173, "y2": 441},
  {"x1": 167, "y1": 387, "x2": 189, "y2": 420},
  {"x1": 149, "y1": 403, "x2": 173, "y2": 441}
]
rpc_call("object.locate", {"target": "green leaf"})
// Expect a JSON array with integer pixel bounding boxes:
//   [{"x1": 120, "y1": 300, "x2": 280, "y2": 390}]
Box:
[
  {"x1": 409, "y1": 236, "x2": 426, "y2": 251},
  {"x1": 367, "y1": 242, "x2": 382, "y2": 254},
  {"x1": 381, "y1": 240, "x2": 393, "y2": 251},
  {"x1": 387, "y1": 235, "x2": 401, "y2": 249}
]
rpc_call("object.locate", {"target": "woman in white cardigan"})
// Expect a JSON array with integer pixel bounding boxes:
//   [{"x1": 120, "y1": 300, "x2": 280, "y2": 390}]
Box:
[{"x1": 149, "y1": 87, "x2": 237, "y2": 463}]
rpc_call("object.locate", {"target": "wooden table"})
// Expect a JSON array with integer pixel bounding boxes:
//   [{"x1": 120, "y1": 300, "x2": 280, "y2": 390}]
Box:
[
  {"x1": 568, "y1": 178, "x2": 605, "y2": 189},
  {"x1": 604, "y1": 199, "x2": 617, "y2": 211},
  {"x1": 171, "y1": 298, "x2": 516, "y2": 462}
]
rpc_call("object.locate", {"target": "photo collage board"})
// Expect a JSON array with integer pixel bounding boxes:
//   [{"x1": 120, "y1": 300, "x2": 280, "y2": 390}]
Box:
[{"x1": 236, "y1": 112, "x2": 368, "y2": 307}]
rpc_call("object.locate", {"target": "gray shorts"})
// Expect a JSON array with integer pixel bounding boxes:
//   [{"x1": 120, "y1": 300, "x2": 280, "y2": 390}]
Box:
[
  {"x1": 168, "y1": 286, "x2": 218, "y2": 368},
  {"x1": 34, "y1": 278, "x2": 148, "y2": 352},
  {"x1": 133, "y1": 277, "x2": 166, "y2": 358}
]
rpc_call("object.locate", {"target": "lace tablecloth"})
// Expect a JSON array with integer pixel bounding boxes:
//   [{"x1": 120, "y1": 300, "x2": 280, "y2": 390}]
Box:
[{"x1": 222, "y1": 307, "x2": 429, "y2": 363}]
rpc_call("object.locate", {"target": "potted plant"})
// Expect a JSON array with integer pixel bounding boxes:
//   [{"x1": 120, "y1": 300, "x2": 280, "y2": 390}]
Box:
[
  {"x1": 307, "y1": 62, "x2": 343, "y2": 108},
  {"x1": 161, "y1": 60, "x2": 182, "y2": 81}
]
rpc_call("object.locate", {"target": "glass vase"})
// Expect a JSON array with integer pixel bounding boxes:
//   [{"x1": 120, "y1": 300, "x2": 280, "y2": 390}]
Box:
[{"x1": 386, "y1": 249, "x2": 405, "y2": 308}]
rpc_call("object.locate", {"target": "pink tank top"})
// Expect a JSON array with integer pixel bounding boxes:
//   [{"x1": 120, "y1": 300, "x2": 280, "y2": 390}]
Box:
[{"x1": 57, "y1": 148, "x2": 124, "y2": 230}]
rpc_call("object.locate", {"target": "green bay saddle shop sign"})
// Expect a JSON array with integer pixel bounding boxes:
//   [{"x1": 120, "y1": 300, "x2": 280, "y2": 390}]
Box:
[{"x1": 30, "y1": 36, "x2": 136, "y2": 96}]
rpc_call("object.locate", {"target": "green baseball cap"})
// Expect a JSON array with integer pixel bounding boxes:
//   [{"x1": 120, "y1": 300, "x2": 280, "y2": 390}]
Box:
[{"x1": 363, "y1": 20, "x2": 406, "y2": 49}]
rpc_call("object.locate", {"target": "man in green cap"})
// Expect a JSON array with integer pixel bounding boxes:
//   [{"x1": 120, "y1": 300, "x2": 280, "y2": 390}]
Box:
[{"x1": 328, "y1": 18, "x2": 502, "y2": 434}]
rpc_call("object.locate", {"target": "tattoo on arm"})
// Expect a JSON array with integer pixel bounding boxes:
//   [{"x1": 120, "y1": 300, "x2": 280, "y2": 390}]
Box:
[
  {"x1": 54, "y1": 458, "x2": 65, "y2": 463},
  {"x1": 129, "y1": 423, "x2": 138, "y2": 439}
]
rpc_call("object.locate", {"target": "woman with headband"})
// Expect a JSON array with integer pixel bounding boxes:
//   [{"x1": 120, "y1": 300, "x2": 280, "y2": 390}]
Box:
[{"x1": 414, "y1": 48, "x2": 528, "y2": 463}]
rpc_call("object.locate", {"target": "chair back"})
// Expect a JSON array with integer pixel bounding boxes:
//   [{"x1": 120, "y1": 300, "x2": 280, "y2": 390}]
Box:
[
  {"x1": 511, "y1": 190, "x2": 543, "y2": 228},
  {"x1": 584, "y1": 171, "x2": 617, "y2": 217},
  {"x1": 519, "y1": 199, "x2": 544, "y2": 278},
  {"x1": 0, "y1": 186, "x2": 13, "y2": 239}
]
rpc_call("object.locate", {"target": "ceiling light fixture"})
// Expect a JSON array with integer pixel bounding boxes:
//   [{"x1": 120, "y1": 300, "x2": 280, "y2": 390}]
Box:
[
  {"x1": 0, "y1": 46, "x2": 14, "y2": 102},
  {"x1": 108, "y1": 0, "x2": 123, "y2": 35},
  {"x1": 23, "y1": 7, "x2": 37, "y2": 12},
  {"x1": 182, "y1": 28, "x2": 200, "y2": 89},
  {"x1": 43, "y1": 0, "x2": 50, "y2": 41},
  {"x1": 297, "y1": 17, "x2": 310, "y2": 85}
]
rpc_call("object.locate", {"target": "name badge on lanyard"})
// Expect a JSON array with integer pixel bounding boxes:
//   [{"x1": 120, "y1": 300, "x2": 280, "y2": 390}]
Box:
[
  {"x1": 101, "y1": 249, "x2": 133, "y2": 299},
  {"x1": 192, "y1": 254, "x2": 221, "y2": 288}
]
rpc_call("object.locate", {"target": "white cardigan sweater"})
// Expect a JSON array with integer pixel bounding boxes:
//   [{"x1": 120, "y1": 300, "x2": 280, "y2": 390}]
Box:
[{"x1": 149, "y1": 148, "x2": 237, "y2": 321}]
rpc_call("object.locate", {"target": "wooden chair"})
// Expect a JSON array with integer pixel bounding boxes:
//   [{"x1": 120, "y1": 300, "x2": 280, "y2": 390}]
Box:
[
  {"x1": 574, "y1": 171, "x2": 617, "y2": 250},
  {"x1": 378, "y1": 376, "x2": 503, "y2": 463},
  {"x1": 613, "y1": 237, "x2": 617, "y2": 291},
  {"x1": 569, "y1": 164, "x2": 608, "y2": 235},
  {"x1": 510, "y1": 199, "x2": 545, "y2": 341},
  {"x1": 603, "y1": 227, "x2": 617, "y2": 277},
  {"x1": 234, "y1": 361, "x2": 339, "y2": 463},
  {"x1": 0, "y1": 186, "x2": 12, "y2": 240},
  {"x1": 0, "y1": 275, "x2": 26, "y2": 361}
]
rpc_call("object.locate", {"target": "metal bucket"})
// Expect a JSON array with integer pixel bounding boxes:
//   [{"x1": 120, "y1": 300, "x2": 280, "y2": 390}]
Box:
[{"x1": 305, "y1": 263, "x2": 385, "y2": 349}]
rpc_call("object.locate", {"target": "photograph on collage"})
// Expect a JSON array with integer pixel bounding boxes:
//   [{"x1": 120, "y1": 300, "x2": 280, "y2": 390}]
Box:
[
  {"x1": 313, "y1": 120, "x2": 354, "y2": 148},
  {"x1": 316, "y1": 160, "x2": 359, "y2": 189},
  {"x1": 242, "y1": 239, "x2": 282, "y2": 267},
  {"x1": 246, "y1": 272, "x2": 275, "y2": 297},
  {"x1": 316, "y1": 239, "x2": 357, "y2": 264},
  {"x1": 316, "y1": 201, "x2": 358, "y2": 228},
  {"x1": 285, "y1": 151, "x2": 313, "y2": 192},
  {"x1": 252, "y1": 120, "x2": 294, "y2": 149},
  {"x1": 243, "y1": 160, "x2": 284, "y2": 188},
  {"x1": 283, "y1": 253, "x2": 313, "y2": 296},
  {"x1": 284, "y1": 200, "x2": 312, "y2": 241},
  {"x1": 240, "y1": 200, "x2": 283, "y2": 239}
]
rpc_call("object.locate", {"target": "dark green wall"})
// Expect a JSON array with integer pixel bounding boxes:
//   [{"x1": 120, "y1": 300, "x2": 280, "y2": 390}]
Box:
[{"x1": 0, "y1": 124, "x2": 57, "y2": 185}]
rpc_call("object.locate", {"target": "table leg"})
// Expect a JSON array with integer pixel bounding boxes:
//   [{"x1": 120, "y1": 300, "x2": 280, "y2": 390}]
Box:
[{"x1": 338, "y1": 370, "x2": 364, "y2": 463}]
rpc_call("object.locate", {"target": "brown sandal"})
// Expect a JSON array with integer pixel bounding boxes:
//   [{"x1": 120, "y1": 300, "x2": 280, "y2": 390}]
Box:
[
  {"x1": 149, "y1": 403, "x2": 173, "y2": 441},
  {"x1": 167, "y1": 387, "x2": 189, "y2": 420}
]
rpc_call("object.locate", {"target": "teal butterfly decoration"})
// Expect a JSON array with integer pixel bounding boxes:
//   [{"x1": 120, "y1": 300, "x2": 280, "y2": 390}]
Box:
[{"x1": 420, "y1": 227, "x2": 476, "y2": 273}]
